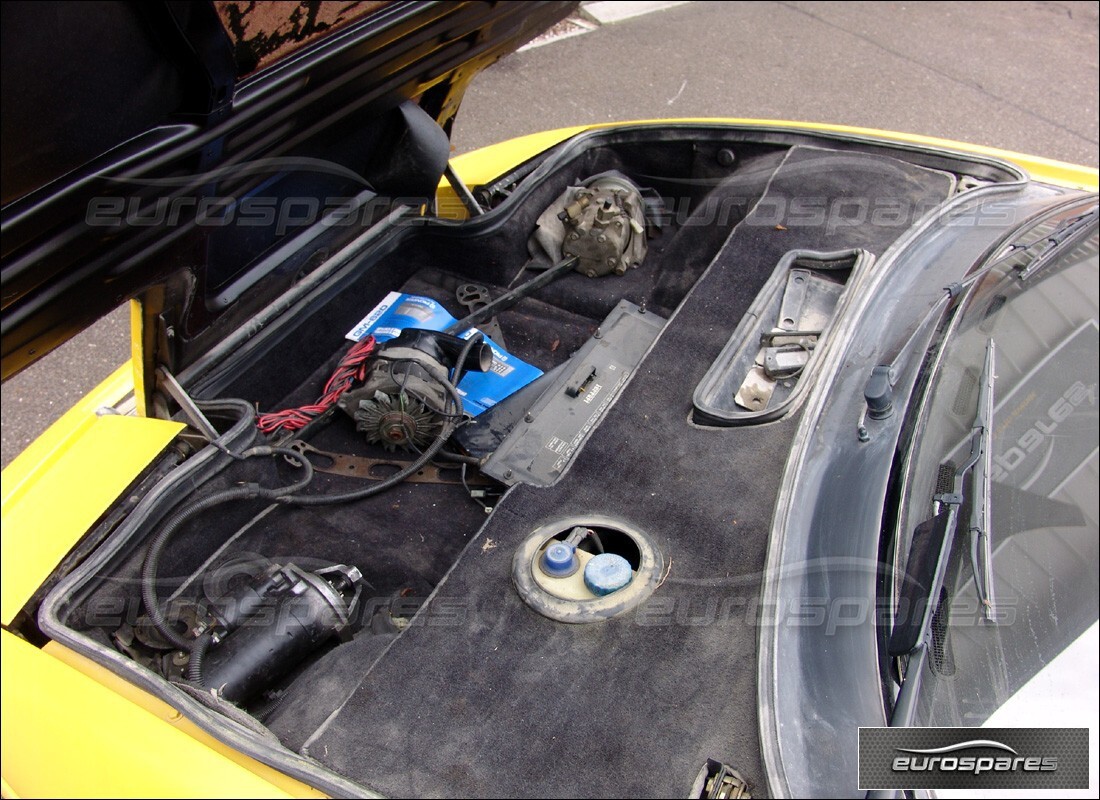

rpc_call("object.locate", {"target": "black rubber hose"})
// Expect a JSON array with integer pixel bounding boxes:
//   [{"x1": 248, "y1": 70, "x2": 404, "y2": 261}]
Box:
[
  {"x1": 142, "y1": 484, "x2": 260, "y2": 652},
  {"x1": 187, "y1": 630, "x2": 215, "y2": 684},
  {"x1": 436, "y1": 450, "x2": 482, "y2": 466},
  {"x1": 141, "y1": 446, "x2": 313, "y2": 652},
  {"x1": 448, "y1": 332, "x2": 483, "y2": 387},
  {"x1": 248, "y1": 446, "x2": 316, "y2": 497},
  {"x1": 284, "y1": 333, "x2": 481, "y2": 508},
  {"x1": 192, "y1": 397, "x2": 260, "y2": 459}
]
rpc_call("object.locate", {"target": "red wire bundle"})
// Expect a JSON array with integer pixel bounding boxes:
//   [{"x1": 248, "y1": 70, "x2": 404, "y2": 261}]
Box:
[{"x1": 257, "y1": 336, "x2": 377, "y2": 434}]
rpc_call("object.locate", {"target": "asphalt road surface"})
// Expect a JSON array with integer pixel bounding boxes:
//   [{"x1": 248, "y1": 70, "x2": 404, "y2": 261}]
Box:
[{"x1": 3, "y1": 0, "x2": 1097, "y2": 467}]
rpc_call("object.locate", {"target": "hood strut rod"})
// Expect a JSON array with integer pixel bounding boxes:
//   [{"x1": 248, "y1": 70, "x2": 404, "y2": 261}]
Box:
[
  {"x1": 444, "y1": 163, "x2": 486, "y2": 217},
  {"x1": 156, "y1": 367, "x2": 219, "y2": 441}
]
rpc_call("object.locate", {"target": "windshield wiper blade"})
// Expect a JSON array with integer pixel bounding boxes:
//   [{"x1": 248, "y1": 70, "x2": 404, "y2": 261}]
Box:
[
  {"x1": 968, "y1": 339, "x2": 996, "y2": 621},
  {"x1": 887, "y1": 338, "x2": 997, "y2": 727},
  {"x1": 1017, "y1": 204, "x2": 1099, "y2": 280}
]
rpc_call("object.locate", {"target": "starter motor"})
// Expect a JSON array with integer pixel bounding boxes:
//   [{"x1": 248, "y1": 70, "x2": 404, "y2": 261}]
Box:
[{"x1": 197, "y1": 562, "x2": 364, "y2": 703}]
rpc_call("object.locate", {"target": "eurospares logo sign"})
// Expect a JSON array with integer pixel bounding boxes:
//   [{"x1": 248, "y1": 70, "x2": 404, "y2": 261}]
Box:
[{"x1": 858, "y1": 728, "x2": 1089, "y2": 790}]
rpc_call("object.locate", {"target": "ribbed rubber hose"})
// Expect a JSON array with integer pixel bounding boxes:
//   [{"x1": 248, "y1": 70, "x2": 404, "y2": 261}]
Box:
[
  {"x1": 187, "y1": 630, "x2": 215, "y2": 684},
  {"x1": 141, "y1": 446, "x2": 313, "y2": 655},
  {"x1": 141, "y1": 485, "x2": 260, "y2": 652}
]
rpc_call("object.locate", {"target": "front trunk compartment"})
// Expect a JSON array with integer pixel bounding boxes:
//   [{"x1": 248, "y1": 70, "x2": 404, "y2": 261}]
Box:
[{"x1": 38, "y1": 125, "x2": 1021, "y2": 797}]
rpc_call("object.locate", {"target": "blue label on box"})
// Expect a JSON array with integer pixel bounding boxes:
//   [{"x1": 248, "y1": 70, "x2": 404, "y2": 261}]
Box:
[{"x1": 346, "y1": 292, "x2": 543, "y2": 416}]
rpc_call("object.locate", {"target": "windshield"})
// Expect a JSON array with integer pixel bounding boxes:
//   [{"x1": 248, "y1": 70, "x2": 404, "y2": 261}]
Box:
[{"x1": 889, "y1": 207, "x2": 1098, "y2": 729}]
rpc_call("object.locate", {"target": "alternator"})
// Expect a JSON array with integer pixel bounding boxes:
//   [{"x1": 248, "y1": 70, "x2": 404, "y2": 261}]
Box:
[{"x1": 337, "y1": 329, "x2": 492, "y2": 450}]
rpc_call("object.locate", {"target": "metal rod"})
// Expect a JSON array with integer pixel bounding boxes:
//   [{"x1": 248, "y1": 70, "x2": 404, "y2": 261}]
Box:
[
  {"x1": 444, "y1": 256, "x2": 578, "y2": 334},
  {"x1": 156, "y1": 366, "x2": 219, "y2": 440},
  {"x1": 444, "y1": 163, "x2": 485, "y2": 217}
]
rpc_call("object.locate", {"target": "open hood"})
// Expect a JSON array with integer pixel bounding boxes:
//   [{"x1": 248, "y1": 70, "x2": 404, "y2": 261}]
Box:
[{"x1": 0, "y1": 0, "x2": 576, "y2": 382}]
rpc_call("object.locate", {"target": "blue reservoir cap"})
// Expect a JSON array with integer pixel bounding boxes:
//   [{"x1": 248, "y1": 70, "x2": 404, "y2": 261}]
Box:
[
  {"x1": 584, "y1": 553, "x2": 633, "y2": 596},
  {"x1": 540, "y1": 542, "x2": 578, "y2": 577}
]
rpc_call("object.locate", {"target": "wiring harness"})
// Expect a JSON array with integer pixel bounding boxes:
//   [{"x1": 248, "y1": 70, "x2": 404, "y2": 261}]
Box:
[{"x1": 256, "y1": 335, "x2": 377, "y2": 434}]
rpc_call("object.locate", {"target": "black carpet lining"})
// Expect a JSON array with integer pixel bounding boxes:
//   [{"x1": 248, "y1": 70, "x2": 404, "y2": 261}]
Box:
[{"x1": 301, "y1": 147, "x2": 955, "y2": 797}]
